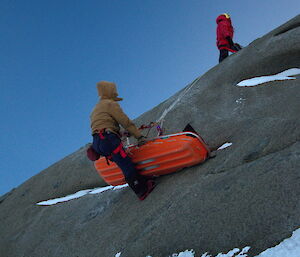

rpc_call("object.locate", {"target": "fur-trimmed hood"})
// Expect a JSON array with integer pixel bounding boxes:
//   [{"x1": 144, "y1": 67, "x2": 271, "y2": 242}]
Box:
[{"x1": 97, "y1": 81, "x2": 123, "y2": 101}]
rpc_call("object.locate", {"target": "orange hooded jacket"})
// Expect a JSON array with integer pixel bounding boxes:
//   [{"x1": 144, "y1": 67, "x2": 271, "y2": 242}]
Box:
[{"x1": 90, "y1": 81, "x2": 142, "y2": 139}]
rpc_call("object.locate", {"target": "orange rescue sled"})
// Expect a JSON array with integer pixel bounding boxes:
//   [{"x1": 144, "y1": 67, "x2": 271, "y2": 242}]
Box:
[{"x1": 94, "y1": 132, "x2": 210, "y2": 186}]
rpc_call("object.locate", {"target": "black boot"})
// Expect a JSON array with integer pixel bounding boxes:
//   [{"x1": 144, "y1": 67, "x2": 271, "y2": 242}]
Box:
[
  {"x1": 127, "y1": 175, "x2": 156, "y2": 200},
  {"x1": 126, "y1": 174, "x2": 147, "y2": 196},
  {"x1": 138, "y1": 179, "x2": 156, "y2": 201}
]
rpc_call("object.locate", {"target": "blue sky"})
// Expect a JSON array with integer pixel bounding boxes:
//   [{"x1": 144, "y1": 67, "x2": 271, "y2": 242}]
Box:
[{"x1": 0, "y1": 0, "x2": 299, "y2": 195}]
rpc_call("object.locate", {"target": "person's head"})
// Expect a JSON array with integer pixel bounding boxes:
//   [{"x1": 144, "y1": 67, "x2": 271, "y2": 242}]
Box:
[
  {"x1": 216, "y1": 13, "x2": 231, "y2": 24},
  {"x1": 222, "y1": 13, "x2": 230, "y2": 19},
  {"x1": 96, "y1": 81, "x2": 123, "y2": 101}
]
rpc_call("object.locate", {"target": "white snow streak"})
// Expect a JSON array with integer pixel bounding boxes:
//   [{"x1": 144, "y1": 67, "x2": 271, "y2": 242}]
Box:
[
  {"x1": 236, "y1": 68, "x2": 300, "y2": 87},
  {"x1": 201, "y1": 247, "x2": 250, "y2": 257},
  {"x1": 157, "y1": 82, "x2": 195, "y2": 122},
  {"x1": 218, "y1": 142, "x2": 233, "y2": 150},
  {"x1": 36, "y1": 184, "x2": 128, "y2": 206},
  {"x1": 172, "y1": 249, "x2": 196, "y2": 257}
]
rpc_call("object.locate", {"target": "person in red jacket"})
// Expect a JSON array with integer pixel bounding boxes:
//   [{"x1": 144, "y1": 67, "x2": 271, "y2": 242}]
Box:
[{"x1": 216, "y1": 13, "x2": 241, "y2": 63}]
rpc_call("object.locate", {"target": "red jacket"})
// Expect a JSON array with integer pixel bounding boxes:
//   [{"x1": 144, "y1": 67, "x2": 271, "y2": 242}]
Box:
[{"x1": 216, "y1": 15, "x2": 234, "y2": 49}]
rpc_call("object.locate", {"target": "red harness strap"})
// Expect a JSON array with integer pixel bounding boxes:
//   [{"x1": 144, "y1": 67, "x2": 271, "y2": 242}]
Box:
[
  {"x1": 219, "y1": 46, "x2": 237, "y2": 53},
  {"x1": 98, "y1": 129, "x2": 106, "y2": 139},
  {"x1": 112, "y1": 143, "x2": 127, "y2": 158},
  {"x1": 105, "y1": 143, "x2": 127, "y2": 165},
  {"x1": 97, "y1": 129, "x2": 127, "y2": 163}
]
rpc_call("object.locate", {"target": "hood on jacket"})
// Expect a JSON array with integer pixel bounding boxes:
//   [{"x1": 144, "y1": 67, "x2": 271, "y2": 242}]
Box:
[
  {"x1": 216, "y1": 14, "x2": 231, "y2": 24},
  {"x1": 96, "y1": 81, "x2": 123, "y2": 101}
]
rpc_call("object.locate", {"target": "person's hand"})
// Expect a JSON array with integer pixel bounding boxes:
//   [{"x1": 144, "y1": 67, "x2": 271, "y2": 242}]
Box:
[{"x1": 137, "y1": 136, "x2": 147, "y2": 146}]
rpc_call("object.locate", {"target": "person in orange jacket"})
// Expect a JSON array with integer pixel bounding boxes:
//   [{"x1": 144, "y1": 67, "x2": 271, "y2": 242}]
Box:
[
  {"x1": 90, "y1": 81, "x2": 155, "y2": 200},
  {"x1": 216, "y1": 13, "x2": 241, "y2": 63}
]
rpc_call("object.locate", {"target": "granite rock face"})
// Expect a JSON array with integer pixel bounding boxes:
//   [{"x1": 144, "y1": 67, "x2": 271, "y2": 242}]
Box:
[{"x1": 1, "y1": 15, "x2": 300, "y2": 257}]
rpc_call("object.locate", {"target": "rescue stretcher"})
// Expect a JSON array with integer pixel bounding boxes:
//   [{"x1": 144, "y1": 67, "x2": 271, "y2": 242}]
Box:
[{"x1": 94, "y1": 132, "x2": 210, "y2": 186}]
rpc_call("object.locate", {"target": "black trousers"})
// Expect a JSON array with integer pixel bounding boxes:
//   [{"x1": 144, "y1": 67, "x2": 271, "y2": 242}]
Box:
[
  {"x1": 219, "y1": 49, "x2": 229, "y2": 63},
  {"x1": 92, "y1": 132, "x2": 147, "y2": 196}
]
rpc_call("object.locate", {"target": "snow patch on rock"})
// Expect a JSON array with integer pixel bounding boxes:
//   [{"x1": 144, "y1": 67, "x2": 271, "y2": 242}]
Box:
[
  {"x1": 237, "y1": 68, "x2": 300, "y2": 87},
  {"x1": 218, "y1": 142, "x2": 233, "y2": 150},
  {"x1": 37, "y1": 184, "x2": 128, "y2": 206}
]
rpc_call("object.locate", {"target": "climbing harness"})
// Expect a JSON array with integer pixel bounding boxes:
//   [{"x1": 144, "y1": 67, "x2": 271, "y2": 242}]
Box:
[{"x1": 97, "y1": 129, "x2": 128, "y2": 165}]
